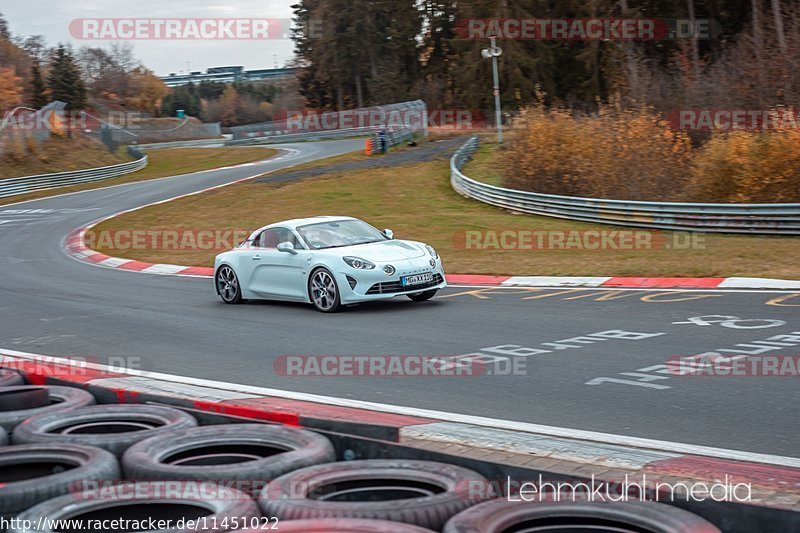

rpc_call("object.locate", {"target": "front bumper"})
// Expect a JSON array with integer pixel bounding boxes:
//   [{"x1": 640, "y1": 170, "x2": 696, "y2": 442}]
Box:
[{"x1": 334, "y1": 259, "x2": 447, "y2": 304}]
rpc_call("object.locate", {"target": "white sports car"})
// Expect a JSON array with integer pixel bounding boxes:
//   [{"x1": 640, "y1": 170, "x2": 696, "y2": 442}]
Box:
[{"x1": 214, "y1": 216, "x2": 447, "y2": 312}]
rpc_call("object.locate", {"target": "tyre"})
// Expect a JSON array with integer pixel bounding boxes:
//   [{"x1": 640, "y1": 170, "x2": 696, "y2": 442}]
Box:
[
  {"x1": 0, "y1": 385, "x2": 95, "y2": 434},
  {"x1": 10, "y1": 481, "x2": 260, "y2": 533},
  {"x1": 122, "y1": 424, "x2": 336, "y2": 496},
  {"x1": 308, "y1": 268, "x2": 342, "y2": 312},
  {"x1": 442, "y1": 499, "x2": 722, "y2": 533},
  {"x1": 0, "y1": 369, "x2": 23, "y2": 387},
  {"x1": 0, "y1": 443, "x2": 120, "y2": 516},
  {"x1": 242, "y1": 518, "x2": 437, "y2": 532},
  {"x1": 407, "y1": 290, "x2": 438, "y2": 302},
  {"x1": 0, "y1": 386, "x2": 50, "y2": 412},
  {"x1": 259, "y1": 459, "x2": 489, "y2": 530},
  {"x1": 217, "y1": 264, "x2": 246, "y2": 304},
  {"x1": 13, "y1": 404, "x2": 198, "y2": 456}
]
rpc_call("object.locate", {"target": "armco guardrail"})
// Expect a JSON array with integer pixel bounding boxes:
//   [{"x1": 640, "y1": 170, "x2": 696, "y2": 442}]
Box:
[
  {"x1": 225, "y1": 126, "x2": 381, "y2": 146},
  {"x1": 0, "y1": 148, "x2": 148, "y2": 199},
  {"x1": 450, "y1": 137, "x2": 800, "y2": 235},
  {"x1": 134, "y1": 138, "x2": 226, "y2": 150}
]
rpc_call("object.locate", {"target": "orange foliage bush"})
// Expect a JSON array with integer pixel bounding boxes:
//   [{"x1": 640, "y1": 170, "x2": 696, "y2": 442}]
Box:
[
  {"x1": 688, "y1": 128, "x2": 800, "y2": 203},
  {"x1": 505, "y1": 103, "x2": 692, "y2": 201},
  {"x1": 505, "y1": 102, "x2": 800, "y2": 203}
]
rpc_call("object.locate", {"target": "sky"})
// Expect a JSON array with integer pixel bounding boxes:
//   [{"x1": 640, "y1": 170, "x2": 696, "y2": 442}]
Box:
[{"x1": 1, "y1": 0, "x2": 297, "y2": 75}]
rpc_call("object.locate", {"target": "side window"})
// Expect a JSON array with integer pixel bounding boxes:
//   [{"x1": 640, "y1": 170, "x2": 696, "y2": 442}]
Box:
[
  {"x1": 253, "y1": 228, "x2": 302, "y2": 249},
  {"x1": 254, "y1": 229, "x2": 282, "y2": 249}
]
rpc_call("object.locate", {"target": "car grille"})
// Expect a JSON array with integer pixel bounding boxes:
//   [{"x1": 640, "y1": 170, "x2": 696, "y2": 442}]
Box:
[{"x1": 366, "y1": 274, "x2": 444, "y2": 295}]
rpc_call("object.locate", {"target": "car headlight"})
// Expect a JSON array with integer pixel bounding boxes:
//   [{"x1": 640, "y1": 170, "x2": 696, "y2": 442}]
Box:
[
  {"x1": 343, "y1": 256, "x2": 376, "y2": 270},
  {"x1": 425, "y1": 245, "x2": 438, "y2": 259}
]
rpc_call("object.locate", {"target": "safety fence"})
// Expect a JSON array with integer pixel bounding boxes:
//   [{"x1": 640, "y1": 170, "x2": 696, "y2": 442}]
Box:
[
  {"x1": 450, "y1": 137, "x2": 800, "y2": 235},
  {"x1": 0, "y1": 147, "x2": 147, "y2": 199},
  {"x1": 228, "y1": 100, "x2": 428, "y2": 144}
]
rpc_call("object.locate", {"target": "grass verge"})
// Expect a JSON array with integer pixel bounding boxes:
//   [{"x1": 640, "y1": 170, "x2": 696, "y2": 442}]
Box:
[
  {"x1": 91, "y1": 146, "x2": 800, "y2": 279},
  {"x1": 1, "y1": 147, "x2": 278, "y2": 206}
]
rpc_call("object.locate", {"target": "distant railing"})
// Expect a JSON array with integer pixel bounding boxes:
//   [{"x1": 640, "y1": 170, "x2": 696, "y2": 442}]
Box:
[
  {"x1": 228, "y1": 100, "x2": 428, "y2": 145},
  {"x1": 225, "y1": 127, "x2": 381, "y2": 146},
  {"x1": 0, "y1": 147, "x2": 147, "y2": 199},
  {"x1": 450, "y1": 137, "x2": 800, "y2": 235}
]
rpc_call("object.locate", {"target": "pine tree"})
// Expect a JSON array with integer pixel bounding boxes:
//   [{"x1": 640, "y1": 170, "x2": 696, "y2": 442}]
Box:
[
  {"x1": 47, "y1": 44, "x2": 87, "y2": 109},
  {"x1": 30, "y1": 60, "x2": 47, "y2": 108},
  {"x1": 0, "y1": 12, "x2": 10, "y2": 40}
]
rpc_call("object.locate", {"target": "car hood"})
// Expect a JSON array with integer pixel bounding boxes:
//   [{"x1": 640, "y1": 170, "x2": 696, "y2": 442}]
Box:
[{"x1": 336, "y1": 240, "x2": 426, "y2": 262}]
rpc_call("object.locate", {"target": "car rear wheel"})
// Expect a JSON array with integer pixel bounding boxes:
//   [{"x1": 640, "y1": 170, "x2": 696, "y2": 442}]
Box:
[
  {"x1": 407, "y1": 290, "x2": 438, "y2": 302},
  {"x1": 309, "y1": 268, "x2": 342, "y2": 313},
  {"x1": 216, "y1": 265, "x2": 245, "y2": 304}
]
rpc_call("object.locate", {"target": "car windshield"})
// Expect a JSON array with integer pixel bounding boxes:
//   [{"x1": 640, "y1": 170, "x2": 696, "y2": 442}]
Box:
[{"x1": 297, "y1": 220, "x2": 388, "y2": 250}]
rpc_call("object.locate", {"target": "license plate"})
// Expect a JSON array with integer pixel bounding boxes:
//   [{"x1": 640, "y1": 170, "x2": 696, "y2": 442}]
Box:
[{"x1": 402, "y1": 272, "x2": 434, "y2": 287}]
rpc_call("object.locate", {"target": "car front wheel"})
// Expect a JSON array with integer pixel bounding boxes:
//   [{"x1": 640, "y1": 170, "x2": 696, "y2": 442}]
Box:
[
  {"x1": 309, "y1": 268, "x2": 342, "y2": 313},
  {"x1": 407, "y1": 289, "x2": 438, "y2": 302},
  {"x1": 216, "y1": 265, "x2": 245, "y2": 304}
]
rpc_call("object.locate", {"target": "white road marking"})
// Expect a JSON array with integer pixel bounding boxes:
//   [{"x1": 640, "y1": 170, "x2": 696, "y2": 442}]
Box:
[{"x1": 1, "y1": 347, "x2": 798, "y2": 468}]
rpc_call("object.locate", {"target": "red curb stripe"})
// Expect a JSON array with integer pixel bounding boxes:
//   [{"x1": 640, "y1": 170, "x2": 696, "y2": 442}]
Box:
[
  {"x1": 220, "y1": 398, "x2": 437, "y2": 429},
  {"x1": 117, "y1": 260, "x2": 156, "y2": 272},
  {"x1": 179, "y1": 266, "x2": 215, "y2": 277},
  {"x1": 446, "y1": 274, "x2": 510, "y2": 285},
  {"x1": 646, "y1": 456, "x2": 800, "y2": 490},
  {"x1": 193, "y1": 399, "x2": 301, "y2": 426},
  {"x1": 84, "y1": 253, "x2": 111, "y2": 263},
  {"x1": 602, "y1": 277, "x2": 725, "y2": 288}
]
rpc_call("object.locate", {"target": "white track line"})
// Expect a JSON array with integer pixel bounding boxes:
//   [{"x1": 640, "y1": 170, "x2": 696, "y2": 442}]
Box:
[{"x1": 1, "y1": 348, "x2": 798, "y2": 468}]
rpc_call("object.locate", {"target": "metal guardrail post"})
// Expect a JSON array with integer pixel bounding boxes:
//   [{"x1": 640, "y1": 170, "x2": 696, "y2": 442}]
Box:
[{"x1": 449, "y1": 137, "x2": 800, "y2": 235}]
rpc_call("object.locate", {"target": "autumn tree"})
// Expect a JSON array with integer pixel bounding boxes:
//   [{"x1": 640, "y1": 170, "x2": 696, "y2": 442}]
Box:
[
  {"x1": 0, "y1": 66, "x2": 23, "y2": 108},
  {"x1": 219, "y1": 85, "x2": 240, "y2": 126}
]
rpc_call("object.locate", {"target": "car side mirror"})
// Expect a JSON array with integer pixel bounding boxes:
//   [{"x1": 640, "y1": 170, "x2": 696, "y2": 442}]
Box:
[
  {"x1": 277, "y1": 241, "x2": 297, "y2": 254},
  {"x1": 384, "y1": 229, "x2": 394, "y2": 239}
]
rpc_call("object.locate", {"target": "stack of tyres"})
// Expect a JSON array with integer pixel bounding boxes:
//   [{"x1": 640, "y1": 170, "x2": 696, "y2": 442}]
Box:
[
  {"x1": 10, "y1": 482, "x2": 261, "y2": 533},
  {"x1": 0, "y1": 372, "x2": 726, "y2": 533},
  {"x1": 0, "y1": 386, "x2": 95, "y2": 436},
  {"x1": 442, "y1": 499, "x2": 723, "y2": 532},
  {"x1": 0, "y1": 444, "x2": 120, "y2": 519},
  {"x1": 0, "y1": 369, "x2": 23, "y2": 387},
  {"x1": 259, "y1": 459, "x2": 491, "y2": 531},
  {"x1": 12, "y1": 404, "x2": 199, "y2": 455},
  {"x1": 121, "y1": 424, "x2": 337, "y2": 494}
]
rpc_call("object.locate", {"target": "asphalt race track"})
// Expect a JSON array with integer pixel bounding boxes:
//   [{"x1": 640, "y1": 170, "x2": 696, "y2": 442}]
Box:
[{"x1": 1, "y1": 139, "x2": 798, "y2": 457}]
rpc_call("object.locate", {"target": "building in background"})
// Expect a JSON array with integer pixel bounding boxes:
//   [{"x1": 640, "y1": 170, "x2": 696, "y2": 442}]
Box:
[{"x1": 160, "y1": 66, "x2": 297, "y2": 87}]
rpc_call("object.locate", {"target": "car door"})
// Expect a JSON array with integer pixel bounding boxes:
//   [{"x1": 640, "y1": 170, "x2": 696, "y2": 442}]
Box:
[{"x1": 248, "y1": 227, "x2": 307, "y2": 299}]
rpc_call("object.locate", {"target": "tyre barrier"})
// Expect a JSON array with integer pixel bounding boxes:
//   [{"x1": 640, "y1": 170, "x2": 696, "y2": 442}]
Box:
[
  {"x1": 0, "y1": 444, "x2": 120, "y2": 517},
  {"x1": 0, "y1": 369, "x2": 23, "y2": 387},
  {"x1": 0, "y1": 385, "x2": 95, "y2": 434},
  {"x1": 259, "y1": 459, "x2": 490, "y2": 531},
  {"x1": 10, "y1": 481, "x2": 260, "y2": 533},
  {"x1": 0, "y1": 374, "x2": 733, "y2": 532},
  {"x1": 442, "y1": 499, "x2": 723, "y2": 533},
  {"x1": 12, "y1": 404, "x2": 198, "y2": 456},
  {"x1": 0, "y1": 386, "x2": 50, "y2": 412},
  {"x1": 122, "y1": 424, "x2": 336, "y2": 495}
]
